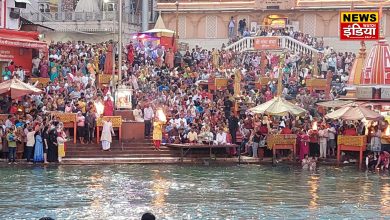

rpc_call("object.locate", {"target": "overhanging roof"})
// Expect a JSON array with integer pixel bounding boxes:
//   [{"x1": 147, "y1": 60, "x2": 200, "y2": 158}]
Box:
[{"x1": 20, "y1": 17, "x2": 54, "y2": 31}]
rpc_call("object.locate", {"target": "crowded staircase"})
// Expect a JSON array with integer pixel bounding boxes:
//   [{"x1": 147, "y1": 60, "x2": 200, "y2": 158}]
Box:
[
  {"x1": 62, "y1": 138, "x2": 243, "y2": 164},
  {"x1": 225, "y1": 36, "x2": 320, "y2": 55}
]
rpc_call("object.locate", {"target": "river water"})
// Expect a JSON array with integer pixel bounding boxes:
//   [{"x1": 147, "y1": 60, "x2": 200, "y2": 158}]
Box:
[{"x1": 0, "y1": 164, "x2": 389, "y2": 220}]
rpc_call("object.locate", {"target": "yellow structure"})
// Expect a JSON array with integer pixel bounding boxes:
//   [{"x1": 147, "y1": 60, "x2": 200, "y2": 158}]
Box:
[{"x1": 349, "y1": 41, "x2": 367, "y2": 85}]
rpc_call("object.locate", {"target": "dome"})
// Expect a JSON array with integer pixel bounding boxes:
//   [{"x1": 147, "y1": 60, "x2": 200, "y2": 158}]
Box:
[
  {"x1": 75, "y1": 0, "x2": 100, "y2": 13},
  {"x1": 360, "y1": 39, "x2": 390, "y2": 85}
]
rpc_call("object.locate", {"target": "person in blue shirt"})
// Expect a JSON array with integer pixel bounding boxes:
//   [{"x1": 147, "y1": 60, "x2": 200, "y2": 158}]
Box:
[{"x1": 2, "y1": 67, "x2": 11, "y2": 81}]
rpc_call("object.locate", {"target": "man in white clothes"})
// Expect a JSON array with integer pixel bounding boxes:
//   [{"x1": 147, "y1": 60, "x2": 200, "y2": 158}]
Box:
[
  {"x1": 318, "y1": 124, "x2": 329, "y2": 158},
  {"x1": 214, "y1": 128, "x2": 227, "y2": 145},
  {"x1": 143, "y1": 104, "x2": 154, "y2": 138},
  {"x1": 327, "y1": 125, "x2": 337, "y2": 157}
]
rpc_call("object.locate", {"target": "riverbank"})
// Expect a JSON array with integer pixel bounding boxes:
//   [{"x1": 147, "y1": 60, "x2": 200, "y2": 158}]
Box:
[{"x1": 0, "y1": 156, "x2": 362, "y2": 167}]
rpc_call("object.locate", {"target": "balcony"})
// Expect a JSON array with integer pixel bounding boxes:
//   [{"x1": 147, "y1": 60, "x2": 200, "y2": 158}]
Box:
[{"x1": 21, "y1": 11, "x2": 141, "y2": 32}]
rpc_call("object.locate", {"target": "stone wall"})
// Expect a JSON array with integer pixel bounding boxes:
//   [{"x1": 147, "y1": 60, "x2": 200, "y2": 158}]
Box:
[{"x1": 179, "y1": 37, "x2": 390, "y2": 53}]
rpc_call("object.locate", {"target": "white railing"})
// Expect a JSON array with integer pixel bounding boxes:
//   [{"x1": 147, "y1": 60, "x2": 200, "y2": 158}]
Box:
[
  {"x1": 21, "y1": 11, "x2": 140, "y2": 24},
  {"x1": 283, "y1": 36, "x2": 320, "y2": 55},
  {"x1": 225, "y1": 36, "x2": 320, "y2": 55}
]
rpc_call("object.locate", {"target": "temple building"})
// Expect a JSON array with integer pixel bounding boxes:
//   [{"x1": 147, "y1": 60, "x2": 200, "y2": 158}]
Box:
[
  {"x1": 157, "y1": 0, "x2": 390, "y2": 50},
  {"x1": 344, "y1": 36, "x2": 390, "y2": 112}
]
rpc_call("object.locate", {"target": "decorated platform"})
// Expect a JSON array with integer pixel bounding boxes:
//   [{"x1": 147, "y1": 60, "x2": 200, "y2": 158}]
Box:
[
  {"x1": 337, "y1": 135, "x2": 367, "y2": 169},
  {"x1": 267, "y1": 134, "x2": 297, "y2": 161}
]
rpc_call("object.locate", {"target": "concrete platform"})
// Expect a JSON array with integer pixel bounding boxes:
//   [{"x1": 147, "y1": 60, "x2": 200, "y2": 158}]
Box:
[{"x1": 61, "y1": 156, "x2": 266, "y2": 165}]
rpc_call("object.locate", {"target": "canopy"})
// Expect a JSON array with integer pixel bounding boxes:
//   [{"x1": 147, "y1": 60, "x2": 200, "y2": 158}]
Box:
[
  {"x1": 325, "y1": 105, "x2": 384, "y2": 121},
  {"x1": 144, "y1": 14, "x2": 175, "y2": 37},
  {"x1": 249, "y1": 96, "x2": 306, "y2": 116},
  {"x1": 0, "y1": 78, "x2": 42, "y2": 99},
  {"x1": 316, "y1": 100, "x2": 353, "y2": 108},
  {"x1": 145, "y1": 28, "x2": 175, "y2": 37}
]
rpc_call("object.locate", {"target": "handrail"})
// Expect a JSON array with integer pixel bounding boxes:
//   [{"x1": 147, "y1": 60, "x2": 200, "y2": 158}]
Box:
[{"x1": 225, "y1": 36, "x2": 320, "y2": 55}]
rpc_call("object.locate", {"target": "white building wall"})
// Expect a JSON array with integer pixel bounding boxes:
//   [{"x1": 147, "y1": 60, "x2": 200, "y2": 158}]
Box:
[
  {"x1": 0, "y1": 0, "x2": 4, "y2": 28},
  {"x1": 5, "y1": 0, "x2": 19, "y2": 30}
]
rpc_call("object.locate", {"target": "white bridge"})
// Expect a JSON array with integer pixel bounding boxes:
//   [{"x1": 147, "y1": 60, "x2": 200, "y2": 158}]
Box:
[{"x1": 225, "y1": 36, "x2": 320, "y2": 55}]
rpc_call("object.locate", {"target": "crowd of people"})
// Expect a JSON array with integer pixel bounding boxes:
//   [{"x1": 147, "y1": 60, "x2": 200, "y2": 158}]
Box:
[
  {"x1": 0, "y1": 28, "x2": 389, "y2": 170},
  {"x1": 226, "y1": 16, "x2": 338, "y2": 53}
]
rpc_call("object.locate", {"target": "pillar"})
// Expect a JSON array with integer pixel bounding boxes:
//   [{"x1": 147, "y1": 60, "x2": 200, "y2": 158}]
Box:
[{"x1": 142, "y1": 0, "x2": 149, "y2": 31}]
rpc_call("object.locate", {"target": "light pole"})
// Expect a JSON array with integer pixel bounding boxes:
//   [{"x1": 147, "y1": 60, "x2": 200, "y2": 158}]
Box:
[
  {"x1": 118, "y1": 0, "x2": 123, "y2": 83},
  {"x1": 175, "y1": 1, "x2": 179, "y2": 41}
]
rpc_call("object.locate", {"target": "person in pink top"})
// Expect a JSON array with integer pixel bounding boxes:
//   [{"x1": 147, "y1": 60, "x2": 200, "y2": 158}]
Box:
[
  {"x1": 39, "y1": 59, "x2": 49, "y2": 78},
  {"x1": 76, "y1": 111, "x2": 86, "y2": 144}
]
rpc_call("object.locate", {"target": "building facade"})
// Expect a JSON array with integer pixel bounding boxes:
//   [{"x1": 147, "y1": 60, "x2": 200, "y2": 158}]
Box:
[
  {"x1": 19, "y1": 0, "x2": 143, "y2": 43},
  {"x1": 157, "y1": 0, "x2": 390, "y2": 50}
]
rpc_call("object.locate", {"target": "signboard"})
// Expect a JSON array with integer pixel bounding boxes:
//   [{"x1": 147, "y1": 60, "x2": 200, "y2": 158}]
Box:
[
  {"x1": 254, "y1": 37, "x2": 280, "y2": 50},
  {"x1": 0, "y1": 49, "x2": 14, "y2": 61},
  {"x1": 356, "y1": 87, "x2": 373, "y2": 99},
  {"x1": 270, "y1": 19, "x2": 286, "y2": 29},
  {"x1": 0, "y1": 38, "x2": 47, "y2": 50},
  {"x1": 340, "y1": 11, "x2": 379, "y2": 40},
  {"x1": 381, "y1": 88, "x2": 390, "y2": 99},
  {"x1": 115, "y1": 88, "x2": 132, "y2": 109}
]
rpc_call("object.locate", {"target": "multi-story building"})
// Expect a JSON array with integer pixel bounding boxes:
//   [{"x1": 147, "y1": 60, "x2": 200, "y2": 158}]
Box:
[
  {"x1": 20, "y1": 0, "x2": 145, "y2": 43},
  {"x1": 0, "y1": 0, "x2": 48, "y2": 75},
  {"x1": 157, "y1": 0, "x2": 390, "y2": 51}
]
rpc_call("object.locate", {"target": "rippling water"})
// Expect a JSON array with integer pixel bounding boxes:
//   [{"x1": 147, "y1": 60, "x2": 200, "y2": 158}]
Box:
[{"x1": 0, "y1": 164, "x2": 389, "y2": 220}]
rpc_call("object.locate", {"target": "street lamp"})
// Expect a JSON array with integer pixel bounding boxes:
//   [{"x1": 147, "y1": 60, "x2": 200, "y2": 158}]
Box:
[
  {"x1": 175, "y1": 1, "x2": 179, "y2": 40},
  {"x1": 118, "y1": 0, "x2": 123, "y2": 82}
]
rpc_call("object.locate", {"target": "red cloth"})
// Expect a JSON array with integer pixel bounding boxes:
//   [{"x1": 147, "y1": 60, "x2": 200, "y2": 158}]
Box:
[
  {"x1": 226, "y1": 134, "x2": 236, "y2": 156},
  {"x1": 153, "y1": 140, "x2": 161, "y2": 149},
  {"x1": 103, "y1": 99, "x2": 114, "y2": 116},
  {"x1": 127, "y1": 45, "x2": 134, "y2": 65},
  {"x1": 104, "y1": 44, "x2": 113, "y2": 74},
  {"x1": 10, "y1": 106, "x2": 18, "y2": 114},
  {"x1": 299, "y1": 134, "x2": 310, "y2": 160},
  {"x1": 259, "y1": 125, "x2": 268, "y2": 134},
  {"x1": 8, "y1": 64, "x2": 15, "y2": 73},
  {"x1": 309, "y1": 130, "x2": 319, "y2": 143},
  {"x1": 281, "y1": 127, "x2": 292, "y2": 134},
  {"x1": 344, "y1": 128, "x2": 357, "y2": 136}
]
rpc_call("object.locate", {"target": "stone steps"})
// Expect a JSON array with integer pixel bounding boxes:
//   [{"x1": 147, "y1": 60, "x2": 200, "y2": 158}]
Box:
[
  {"x1": 64, "y1": 139, "x2": 237, "y2": 160},
  {"x1": 64, "y1": 139, "x2": 182, "y2": 159},
  {"x1": 66, "y1": 153, "x2": 179, "y2": 158},
  {"x1": 61, "y1": 156, "x2": 264, "y2": 165},
  {"x1": 66, "y1": 146, "x2": 172, "y2": 151}
]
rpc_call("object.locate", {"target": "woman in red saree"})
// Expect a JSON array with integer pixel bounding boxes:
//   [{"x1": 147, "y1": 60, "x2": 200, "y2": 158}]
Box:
[
  {"x1": 104, "y1": 43, "x2": 113, "y2": 74},
  {"x1": 127, "y1": 44, "x2": 134, "y2": 66},
  {"x1": 299, "y1": 130, "x2": 310, "y2": 160},
  {"x1": 165, "y1": 48, "x2": 174, "y2": 69},
  {"x1": 103, "y1": 97, "x2": 114, "y2": 116}
]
